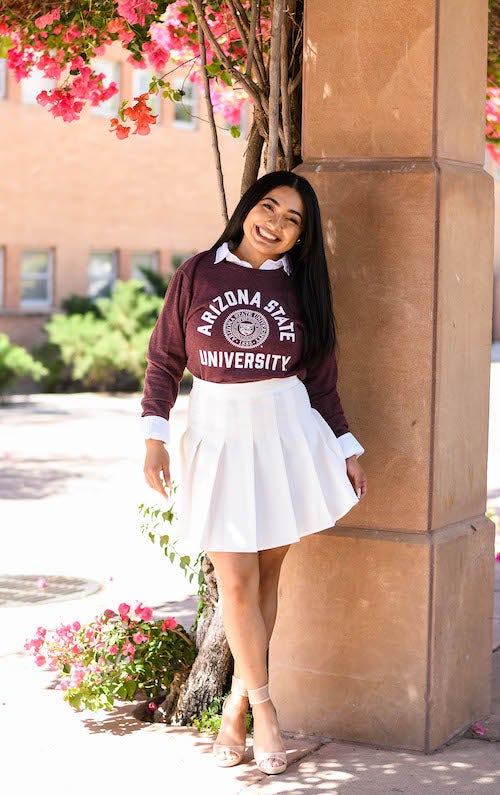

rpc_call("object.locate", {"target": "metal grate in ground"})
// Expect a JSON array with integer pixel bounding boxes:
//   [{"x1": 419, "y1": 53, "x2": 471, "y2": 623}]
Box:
[{"x1": 0, "y1": 574, "x2": 102, "y2": 607}]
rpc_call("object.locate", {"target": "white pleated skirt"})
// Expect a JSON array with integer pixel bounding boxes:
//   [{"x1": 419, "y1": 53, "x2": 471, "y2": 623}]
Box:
[{"x1": 178, "y1": 375, "x2": 360, "y2": 553}]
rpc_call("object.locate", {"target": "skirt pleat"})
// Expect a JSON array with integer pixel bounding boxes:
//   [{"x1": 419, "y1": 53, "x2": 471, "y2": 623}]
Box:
[{"x1": 178, "y1": 375, "x2": 360, "y2": 553}]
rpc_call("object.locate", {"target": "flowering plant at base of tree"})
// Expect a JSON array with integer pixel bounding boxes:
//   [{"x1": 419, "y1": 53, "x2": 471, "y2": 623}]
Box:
[
  {"x1": 24, "y1": 601, "x2": 196, "y2": 712},
  {"x1": 0, "y1": 1, "x2": 260, "y2": 138}
]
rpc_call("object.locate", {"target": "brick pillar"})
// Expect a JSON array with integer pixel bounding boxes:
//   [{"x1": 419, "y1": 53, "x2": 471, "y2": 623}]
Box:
[{"x1": 271, "y1": 0, "x2": 495, "y2": 752}]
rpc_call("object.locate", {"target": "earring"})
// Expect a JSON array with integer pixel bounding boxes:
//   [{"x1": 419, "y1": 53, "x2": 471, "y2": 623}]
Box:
[{"x1": 296, "y1": 237, "x2": 302, "y2": 244}]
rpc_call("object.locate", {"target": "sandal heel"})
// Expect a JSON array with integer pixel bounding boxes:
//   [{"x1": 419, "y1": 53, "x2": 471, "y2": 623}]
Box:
[
  {"x1": 247, "y1": 682, "x2": 287, "y2": 775},
  {"x1": 212, "y1": 675, "x2": 249, "y2": 768}
]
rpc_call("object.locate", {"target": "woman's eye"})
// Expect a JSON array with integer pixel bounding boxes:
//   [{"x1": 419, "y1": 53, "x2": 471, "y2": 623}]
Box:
[{"x1": 262, "y1": 202, "x2": 273, "y2": 210}]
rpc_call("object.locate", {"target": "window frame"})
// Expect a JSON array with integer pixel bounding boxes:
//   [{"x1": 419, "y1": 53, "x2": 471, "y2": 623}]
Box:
[
  {"x1": 0, "y1": 59, "x2": 6, "y2": 100},
  {"x1": 20, "y1": 249, "x2": 54, "y2": 309},
  {"x1": 90, "y1": 59, "x2": 120, "y2": 118},
  {"x1": 132, "y1": 69, "x2": 161, "y2": 121},
  {"x1": 0, "y1": 247, "x2": 4, "y2": 308},
  {"x1": 172, "y1": 77, "x2": 197, "y2": 130},
  {"x1": 21, "y1": 68, "x2": 56, "y2": 106},
  {"x1": 88, "y1": 250, "x2": 118, "y2": 298}
]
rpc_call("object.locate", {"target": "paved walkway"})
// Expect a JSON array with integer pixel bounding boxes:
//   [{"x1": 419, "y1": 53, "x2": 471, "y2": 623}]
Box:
[{"x1": 0, "y1": 355, "x2": 499, "y2": 794}]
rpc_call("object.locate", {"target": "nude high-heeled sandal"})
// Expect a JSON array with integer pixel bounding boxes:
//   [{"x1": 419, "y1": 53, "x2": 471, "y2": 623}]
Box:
[
  {"x1": 247, "y1": 683, "x2": 287, "y2": 775},
  {"x1": 212, "y1": 675, "x2": 249, "y2": 767}
]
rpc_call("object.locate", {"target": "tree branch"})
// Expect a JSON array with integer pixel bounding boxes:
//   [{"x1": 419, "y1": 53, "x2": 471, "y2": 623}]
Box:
[
  {"x1": 280, "y1": 1, "x2": 293, "y2": 169},
  {"x1": 191, "y1": 0, "x2": 263, "y2": 109},
  {"x1": 227, "y1": 0, "x2": 267, "y2": 89},
  {"x1": 195, "y1": 16, "x2": 228, "y2": 224},
  {"x1": 267, "y1": 0, "x2": 283, "y2": 172}
]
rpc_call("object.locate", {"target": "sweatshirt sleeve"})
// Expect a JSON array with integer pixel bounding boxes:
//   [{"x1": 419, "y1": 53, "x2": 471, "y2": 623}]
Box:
[
  {"x1": 303, "y1": 346, "x2": 365, "y2": 458},
  {"x1": 141, "y1": 267, "x2": 190, "y2": 427}
]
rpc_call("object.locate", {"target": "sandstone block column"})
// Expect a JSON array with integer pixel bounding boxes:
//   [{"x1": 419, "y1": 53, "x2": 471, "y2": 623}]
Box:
[{"x1": 271, "y1": 0, "x2": 495, "y2": 752}]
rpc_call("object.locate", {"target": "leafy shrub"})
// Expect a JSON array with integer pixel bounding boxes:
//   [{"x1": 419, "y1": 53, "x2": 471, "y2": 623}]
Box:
[
  {"x1": 136, "y1": 265, "x2": 170, "y2": 297},
  {"x1": 61, "y1": 294, "x2": 102, "y2": 317},
  {"x1": 30, "y1": 340, "x2": 75, "y2": 393},
  {"x1": 44, "y1": 280, "x2": 163, "y2": 390},
  {"x1": 0, "y1": 333, "x2": 48, "y2": 396},
  {"x1": 189, "y1": 695, "x2": 252, "y2": 736},
  {"x1": 25, "y1": 602, "x2": 196, "y2": 712}
]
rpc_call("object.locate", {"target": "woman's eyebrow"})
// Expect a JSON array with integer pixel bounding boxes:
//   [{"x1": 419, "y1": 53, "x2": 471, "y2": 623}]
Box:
[{"x1": 264, "y1": 195, "x2": 303, "y2": 220}]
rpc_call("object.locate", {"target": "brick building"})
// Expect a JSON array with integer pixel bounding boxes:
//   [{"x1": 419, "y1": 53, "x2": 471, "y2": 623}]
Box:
[{"x1": 0, "y1": 44, "x2": 246, "y2": 349}]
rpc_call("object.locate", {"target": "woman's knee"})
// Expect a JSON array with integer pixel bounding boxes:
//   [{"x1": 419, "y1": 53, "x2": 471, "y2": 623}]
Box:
[
  {"x1": 258, "y1": 545, "x2": 290, "y2": 591},
  {"x1": 209, "y1": 551, "x2": 260, "y2": 603}
]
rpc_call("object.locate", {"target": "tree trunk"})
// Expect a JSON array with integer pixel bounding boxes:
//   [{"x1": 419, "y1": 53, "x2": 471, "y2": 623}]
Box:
[
  {"x1": 241, "y1": 113, "x2": 265, "y2": 194},
  {"x1": 171, "y1": 597, "x2": 233, "y2": 724}
]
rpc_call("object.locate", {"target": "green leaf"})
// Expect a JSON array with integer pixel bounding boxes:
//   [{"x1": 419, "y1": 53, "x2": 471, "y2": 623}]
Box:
[
  {"x1": 125, "y1": 679, "x2": 138, "y2": 699},
  {"x1": 230, "y1": 126, "x2": 241, "y2": 139},
  {"x1": 206, "y1": 61, "x2": 221, "y2": 77},
  {"x1": 0, "y1": 37, "x2": 13, "y2": 59},
  {"x1": 220, "y1": 70, "x2": 232, "y2": 87},
  {"x1": 169, "y1": 551, "x2": 175, "y2": 563}
]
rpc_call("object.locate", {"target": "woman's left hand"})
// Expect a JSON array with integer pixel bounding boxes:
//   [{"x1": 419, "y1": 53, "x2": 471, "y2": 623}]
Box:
[{"x1": 346, "y1": 455, "x2": 367, "y2": 500}]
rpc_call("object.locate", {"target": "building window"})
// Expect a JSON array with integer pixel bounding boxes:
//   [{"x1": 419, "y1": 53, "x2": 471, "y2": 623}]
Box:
[
  {"x1": 90, "y1": 59, "x2": 120, "y2": 117},
  {"x1": 172, "y1": 253, "x2": 192, "y2": 270},
  {"x1": 0, "y1": 247, "x2": 4, "y2": 307},
  {"x1": 21, "y1": 68, "x2": 56, "y2": 105},
  {"x1": 0, "y1": 59, "x2": 6, "y2": 100},
  {"x1": 173, "y1": 78, "x2": 197, "y2": 129},
  {"x1": 88, "y1": 251, "x2": 117, "y2": 298},
  {"x1": 20, "y1": 249, "x2": 53, "y2": 307},
  {"x1": 131, "y1": 251, "x2": 159, "y2": 287},
  {"x1": 132, "y1": 69, "x2": 161, "y2": 120}
]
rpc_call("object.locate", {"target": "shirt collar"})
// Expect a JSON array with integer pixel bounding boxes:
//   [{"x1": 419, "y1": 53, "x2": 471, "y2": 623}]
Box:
[{"x1": 214, "y1": 241, "x2": 291, "y2": 275}]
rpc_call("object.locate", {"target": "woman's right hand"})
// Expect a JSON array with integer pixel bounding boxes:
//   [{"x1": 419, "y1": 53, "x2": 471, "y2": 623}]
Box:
[{"x1": 144, "y1": 439, "x2": 171, "y2": 499}]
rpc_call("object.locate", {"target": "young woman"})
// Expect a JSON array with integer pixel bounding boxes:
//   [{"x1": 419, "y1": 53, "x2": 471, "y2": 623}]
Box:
[{"x1": 141, "y1": 171, "x2": 367, "y2": 776}]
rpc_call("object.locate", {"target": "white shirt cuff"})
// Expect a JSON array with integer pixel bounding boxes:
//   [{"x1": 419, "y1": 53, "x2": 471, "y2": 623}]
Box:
[
  {"x1": 337, "y1": 432, "x2": 365, "y2": 459},
  {"x1": 142, "y1": 415, "x2": 170, "y2": 444}
]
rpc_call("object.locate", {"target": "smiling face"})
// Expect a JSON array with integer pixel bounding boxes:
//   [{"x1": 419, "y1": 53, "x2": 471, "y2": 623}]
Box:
[{"x1": 235, "y1": 186, "x2": 305, "y2": 268}]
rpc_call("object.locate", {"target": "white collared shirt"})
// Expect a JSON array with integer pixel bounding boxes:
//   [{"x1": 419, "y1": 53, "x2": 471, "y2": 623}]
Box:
[{"x1": 215, "y1": 241, "x2": 292, "y2": 274}]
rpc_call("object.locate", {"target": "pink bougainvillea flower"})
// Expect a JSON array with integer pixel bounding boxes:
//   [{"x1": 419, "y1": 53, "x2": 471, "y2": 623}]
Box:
[
  {"x1": 495, "y1": 551, "x2": 500, "y2": 562},
  {"x1": 148, "y1": 701, "x2": 157, "y2": 712},
  {"x1": 132, "y1": 631, "x2": 149, "y2": 644},
  {"x1": 103, "y1": 609, "x2": 115, "y2": 618},
  {"x1": 122, "y1": 639, "x2": 136, "y2": 659},
  {"x1": 116, "y1": 0, "x2": 157, "y2": 27},
  {"x1": 110, "y1": 118, "x2": 131, "y2": 139},
  {"x1": 34, "y1": 8, "x2": 60, "y2": 30},
  {"x1": 118, "y1": 602, "x2": 131, "y2": 619},
  {"x1": 133, "y1": 601, "x2": 153, "y2": 621},
  {"x1": 36, "y1": 578, "x2": 47, "y2": 589},
  {"x1": 108, "y1": 645, "x2": 119, "y2": 655},
  {"x1": 35, "y1": 655, "x2": 46, "y2": 667},
  {"x1": 471, "y1": 720, "x2": 485, "y2": 736},
  {"x1": 161, "y1": 617, "x2": 178, "y2": 632}
]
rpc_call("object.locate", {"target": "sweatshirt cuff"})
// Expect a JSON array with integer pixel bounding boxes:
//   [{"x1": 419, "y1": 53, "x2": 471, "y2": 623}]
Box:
[
  {"x1": 337, "y1": 432, "x2": 365, "y2": 459},
  {"x1": 142, "y1": 415, "x2": 170, "y2": 444}
]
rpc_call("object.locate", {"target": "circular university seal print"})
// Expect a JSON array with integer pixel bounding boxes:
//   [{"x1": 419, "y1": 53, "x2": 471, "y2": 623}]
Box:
[{"x1": 223, "y1": 309, "x2": 270, "y2": 348}]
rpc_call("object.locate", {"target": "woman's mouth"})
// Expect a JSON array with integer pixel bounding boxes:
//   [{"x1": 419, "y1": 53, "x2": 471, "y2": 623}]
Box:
[{"x1": 255, "y1": 225, "x2": 280, "y2": 243}]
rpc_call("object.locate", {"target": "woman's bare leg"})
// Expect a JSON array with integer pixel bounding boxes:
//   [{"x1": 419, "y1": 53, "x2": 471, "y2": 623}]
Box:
[{"x1": 210, "y1": 544, "x2": 291, "y2": 767}]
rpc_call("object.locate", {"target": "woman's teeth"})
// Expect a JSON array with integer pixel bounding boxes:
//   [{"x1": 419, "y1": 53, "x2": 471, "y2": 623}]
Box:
[{"x1": 257, "y1": 226, "x2": 279, "y2": 242}]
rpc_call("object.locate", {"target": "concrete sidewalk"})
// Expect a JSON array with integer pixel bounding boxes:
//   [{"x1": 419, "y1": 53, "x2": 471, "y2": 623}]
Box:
[{"x1": 0, "y1": 359, "x2": 499, "y2": 794}]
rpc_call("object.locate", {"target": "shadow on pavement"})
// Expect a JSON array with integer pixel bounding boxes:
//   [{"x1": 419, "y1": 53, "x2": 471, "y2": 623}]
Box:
[{"x1": 0, "y1": 457, "x2": 83, "y2": 499}]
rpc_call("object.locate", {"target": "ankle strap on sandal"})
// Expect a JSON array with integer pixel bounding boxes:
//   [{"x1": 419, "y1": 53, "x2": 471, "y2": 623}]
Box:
[
  {"x1": 247, "y1": 683, "x2": 270, "y2": 705},
  {"x1": 231, "y1": 675, "x2": 248, "y2": 697}
]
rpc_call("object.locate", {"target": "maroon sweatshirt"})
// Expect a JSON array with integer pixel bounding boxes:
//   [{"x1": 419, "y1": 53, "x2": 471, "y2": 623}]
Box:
[{"x1": 141, "y1": 248, "x2": 350, "y2": 438}]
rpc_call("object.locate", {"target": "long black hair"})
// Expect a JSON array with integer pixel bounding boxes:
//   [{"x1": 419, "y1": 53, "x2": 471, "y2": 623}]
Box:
[{"x1": 212, "y1": 171, "x2": 336, "y2": 369}]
